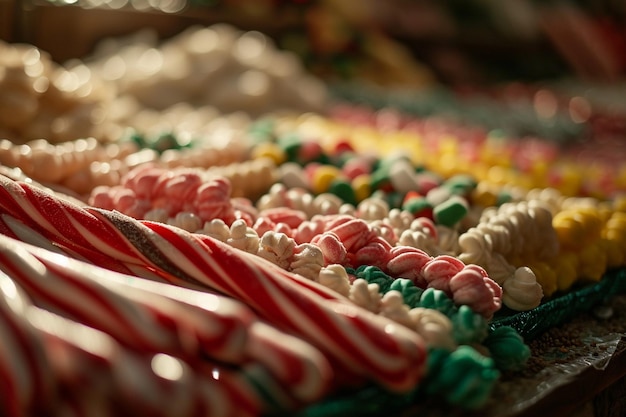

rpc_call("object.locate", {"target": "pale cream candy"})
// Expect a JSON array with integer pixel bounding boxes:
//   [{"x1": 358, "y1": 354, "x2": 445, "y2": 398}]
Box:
[
  {"x1": 257, "y1": 231, "x2": 296, "y2": 269},
  {"x1": 144, "y1": 208, "x2": 170, "y2": 224},
  {"x1": 502, "y1": 266, "x2": 544, "y2": 311},
  {"x1": 227, "y1": 220, "x2": 260, "y2": 254},
  {"x1": 384, "y1": 208, "x2": 414, "y2": 241},
  {"x1": 435, "y1": 225, "x2": 460, "y2": 255},
  {"x1": 525, "y1": 187, "x2": 564, "y2": 214},
  {"x1": 379, "y1": 291, "x2": 413, "y2": 329},
  {"x1": 313, "y1": 193, "x2": 345, "y2": 216},
  {"x1": 256, "y1": 183, "x2": 289, "y2": 211},
  {"x1": 366, "y1": 219, "x2": 393, "y2": 244},
  {"x1": 357, "y1": 197, "x2": 390, "y2": 221},
  {"x1": 279, "y1": 163, "x2": 310, "y2": 191},
  {"x1": 317, "y1": 264, "x2": 351, "y2": 297},
  {"x1": 458, "y1": 229, "x2": 491, "y2": 267},
  {"x1": 84, "y1": 24, "x2": 328, "y2": 117},
  {"x1": 408, "y1": 307, "x2": 456, "y2": 350},
  {"x1": 348, "y1": 279, "x2": 383, "y2": 313},
  {"x1": 485, "y1": 253, "x2": 517, "y2": 286},
  {"x1": 170, "y1": 212, "x2": 203, "y2": 233},
  {"x1": 389, "y1": 159, "x2": 419, "y2": 194},
  {"x1": 288, "y1": 243, "x2": 324, "y2": 281}
]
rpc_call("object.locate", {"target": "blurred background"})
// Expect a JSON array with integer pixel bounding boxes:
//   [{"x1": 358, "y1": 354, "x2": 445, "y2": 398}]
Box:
[
  {"x1": 3, "y1": 0, "x2": 626, "y2": 85},
  {"x1": 1, "y1": 0, "x2": 626, "y2": 145}
]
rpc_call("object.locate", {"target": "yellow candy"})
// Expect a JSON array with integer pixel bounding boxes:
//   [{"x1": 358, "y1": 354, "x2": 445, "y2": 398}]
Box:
[
  {"x1": 311, "y1": 165, "x2": 342, "y2": 195},
  {"x1": 574, "y1": 209, "x2": 603, "y2": 240},
  {"x1": 530, "y1": 262, "x2": 558, "y2": 297},
  {"x1": 471, "y1": 184, "x2": 498, "y2": 207},
  {"x1": 606, "y1": 215, "x2": 626, "y2": 232},
  {"x1": 600, "y1": 238, "x2": 625, "y2": 269},
  {"x1": 352, "y1": 174, "x2": 372, "y2": 203},
  {"x1": 251, "y1": 142, "x2": 286, "y2": 165},
  {"x1": 613, "y1": 195, "x2": 626, "y2": 212},
  {"x1": 553, "y1": 215, "x2": 586, "y2": 250},
  {"x1": 578, "y1": 242, "x2": 607, "y2": 282},
  {"x1": 552, "y1": 252, "x2": 579, "y2": 292}
]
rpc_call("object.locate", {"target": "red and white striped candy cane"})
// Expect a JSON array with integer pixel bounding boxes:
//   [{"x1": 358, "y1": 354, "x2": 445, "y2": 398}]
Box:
[
  {"x1": 27, "y1": 306, "x2": 267, "y2": 417},
  {"x1": 0, "y1": 234, "x2": 254, "y2": 366},
  {"x1": 0, "y1": 174, "x2": 427, "y2": 392},
  {"x1": 0, "y1": 274, "x2": 55, "y2": 417},
  {"x1": 12, "y1": 235, "x2": 335, "y2": 403}
]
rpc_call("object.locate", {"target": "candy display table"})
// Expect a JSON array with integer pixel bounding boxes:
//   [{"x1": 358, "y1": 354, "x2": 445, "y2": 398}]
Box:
[{"x1": 1, "y1": 8, "x2": 626, "y2": 417}]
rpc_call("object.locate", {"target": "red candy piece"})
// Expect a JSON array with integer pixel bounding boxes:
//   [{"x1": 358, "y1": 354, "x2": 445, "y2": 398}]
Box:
[
  {"x1": 449, "y1": 265, "x2": 502, "y2": 319},
  {"x1": 421, "y1": 255, "x2": 465, "y2": 294},
  {"x1": 316, "y1": 233, "x2": 347, "y2": 265},
  {"x1": 261, "y1": 207, "x2": 307, "y2": 229},
  {"x1": 385, "y1": 246, "x2": 431, "y2": 288}
]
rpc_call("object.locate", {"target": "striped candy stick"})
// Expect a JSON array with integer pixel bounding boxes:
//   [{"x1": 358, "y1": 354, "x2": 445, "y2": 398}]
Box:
[
  {"x1": 0, "y1": 174, "x2": 427, "y2": 392},
  {"x1": 14, "y1": 235, "x2": 335, "y2": 403},
  {"x1": 0, "y1": 234, "x2": 253, "y2": 365},
  {"x1": 0, "y1": 273, "x2": 55, "y2": 417},
  {"x1": 26, "y1": 307, "x2": 266, "y2": 417}
]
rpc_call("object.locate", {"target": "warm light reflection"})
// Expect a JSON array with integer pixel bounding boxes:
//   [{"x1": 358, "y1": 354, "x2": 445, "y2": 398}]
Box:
[
  {"x1": 234, "y1": 31, "x2": 267, "y2": 63},
  {"x1": 0, "y1": 275, "x2": 18, "y2": 300},
  {"x1": 45, "y1": 0, "x2": 188, "y2": 13},
  {"x1": 151, "y1": 353, "x2": 184, "y2": 381},
  {"x1": 188, "y1": 28, "x2": 219, "y2": 54},
  {"x1": 533, "y1": 89, "x2": 558, "y2": 119},
  {"x1": 568, "y1": 96, "x2": 592, "y2": 124},
  {"x1": 33, "y1": 76, "x2": 49, "y2": 93},
  {"x1": 137, "y1": 48, "x2": 164, "y2": 75},
  {"x1": 22, "y1": 48, "x2": 41, "y2": 66},
  {"x1": 102, "y1": 55, "x2": 126, "y2": 81},
  {"x1": 238, "y1": 70, "x2": 269, "y2": 97}
]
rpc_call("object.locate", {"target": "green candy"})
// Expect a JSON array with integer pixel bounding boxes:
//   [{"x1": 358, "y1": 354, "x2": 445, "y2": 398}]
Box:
[
  {"x1": 417, "y1": 288, "x2": 456, "y2": 317},
  {"x1": 451, "y1": 305, "x2": 489, "y2": 345},
  {"x1": 369, "y1": 167, "x2": 392, "y2": 191},
  {"x1": 433, "y1": 196, "x2": 468, "y2": 227},
  {"x1": 352, "y1": 265, "x2": 393, "y2": 293},
  {"x1": 277, "y1": 134, "x2": 302, "y2": 162},
  {"x1": 402, "y1": 197, "x2": 432, "y2": 216},
  {"x1": 496, "y1": 190, "x2": 513, "y2": 205},
  {"x1": 328, "y1": 180, "x2": 357, "y2": 206},
  {"x1": 483, "y1": 326, "x2": 531, "y2": 372},
  {"x1": 425, "y1": 345, "x2": 500, "y2": 410},
  {"x1": 388, "y1": 278, "x2": 424, "y2": 307},
  {"x1": 443, "y1": 174, "x2": 477, "y2": 196}
]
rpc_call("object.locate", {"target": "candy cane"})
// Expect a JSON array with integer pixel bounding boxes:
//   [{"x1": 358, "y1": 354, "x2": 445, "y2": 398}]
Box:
[
  {"x1": 26, "y1": 307, "x2": 265, "y2": 417},
  {"x1": 0, "y1": 174, "x2": 427, "y2": 392},
  {"x1": 0, "y1": 273, "x2": 54, "y2": 417},
  {"x1": 7, "y1": 235, "x2": 334, "y2": 403},
  {"x1": 0, "y1": 234, "x2": 252, "y2": 365}
]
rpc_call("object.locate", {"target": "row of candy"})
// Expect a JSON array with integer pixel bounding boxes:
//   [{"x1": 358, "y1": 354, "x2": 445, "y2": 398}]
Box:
[
  {"x1": 87, "y1": 164, "x2": 505, "y2": 317},
  {"x1": 285, "y1": 106, "x2": 626, "y2": 200},
  {"x1": 3, "y1": 95, "x2": 624, "y2": 316},
  {"x1": 242, "y1": 111, "x2": 626, "y2": 298},
  {"x1": 0, "y1": 173, "x2": 528, "y2": 414},
  {"x1": 0, "y1": 24, "x2": 329, "y2": 144},
  {"x1": 84, "y1": 125, "x2": 626, "y2": 315},
  {"x1": 0, "y1": 134, "x2": 265, "y2": 198}
]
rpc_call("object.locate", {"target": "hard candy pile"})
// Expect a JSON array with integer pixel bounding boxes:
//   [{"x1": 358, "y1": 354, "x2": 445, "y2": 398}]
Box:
[{"x1": 1, "y1": 24, "x2": 625, "y2": 417}]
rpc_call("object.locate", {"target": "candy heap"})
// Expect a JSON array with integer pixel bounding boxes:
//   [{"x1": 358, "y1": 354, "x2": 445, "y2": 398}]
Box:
[{"x1": 1, "y1": 26, "x2": 625, "y2": 416}]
